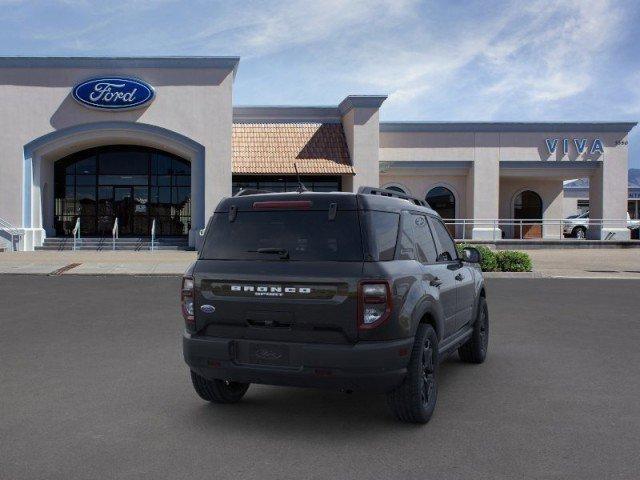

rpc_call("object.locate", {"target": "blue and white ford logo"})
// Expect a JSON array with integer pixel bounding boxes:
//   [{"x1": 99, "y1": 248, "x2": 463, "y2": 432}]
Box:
[
  {"x1": 200, "y1": 304, "x2": 216, "y2": 314},
  {"x1": 72, "y1": 77, "x2": 155, "y2": 110}
]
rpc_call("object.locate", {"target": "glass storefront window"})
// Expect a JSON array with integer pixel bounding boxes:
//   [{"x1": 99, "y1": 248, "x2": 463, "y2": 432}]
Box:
[
  {"x1": 99, "y1": 150, "x2": 148, "y2": 175},
  {"x1": 54, "y1": 146, "x2": 190, "y2": 237},
  {"x1": 98, "y1": 175, "x2": 148, "y2": 185},
  {"x1": 76, "y1": 175, "x2": 96, "y2": 186},
  {"x1": 231, "y1": 176, "x2": 341, "y2": 195},
  {"x1": 74, "y1": 156, "x2": 96, "y2": 175}
]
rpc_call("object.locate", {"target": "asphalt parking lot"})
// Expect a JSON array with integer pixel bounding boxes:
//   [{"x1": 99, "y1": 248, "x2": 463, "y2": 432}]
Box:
[{"x1": 1, "y1": 276, "x2": 640, "y2": 480}]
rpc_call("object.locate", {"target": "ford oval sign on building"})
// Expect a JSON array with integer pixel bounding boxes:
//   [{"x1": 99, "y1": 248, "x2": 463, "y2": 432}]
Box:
[{"x1": 72, "y1": 77, "x2": 155, "y2": 110}]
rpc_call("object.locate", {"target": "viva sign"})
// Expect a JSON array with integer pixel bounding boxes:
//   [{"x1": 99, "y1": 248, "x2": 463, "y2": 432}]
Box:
[
  {"x1": 545, "y1": 137, "x2": 604, "y2": 156},
  {"x1": 72, "y1": 77, "x2": 155, "y2": 110}
]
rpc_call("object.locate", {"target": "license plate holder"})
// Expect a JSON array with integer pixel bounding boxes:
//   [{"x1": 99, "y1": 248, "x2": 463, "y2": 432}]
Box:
[{"x1": 248, "y1": 343, "x2": 290, "y2": 367}]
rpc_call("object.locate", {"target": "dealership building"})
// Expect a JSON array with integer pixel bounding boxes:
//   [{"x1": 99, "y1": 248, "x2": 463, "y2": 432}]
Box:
[{"x1": 0, "y1": 56, "x2": 636, "y2": 250}]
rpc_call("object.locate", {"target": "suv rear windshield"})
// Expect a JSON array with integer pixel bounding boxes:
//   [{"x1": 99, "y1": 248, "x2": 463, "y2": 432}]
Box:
[{"x1": 200, "y1": 210, "x2": 363, "y2": 261}]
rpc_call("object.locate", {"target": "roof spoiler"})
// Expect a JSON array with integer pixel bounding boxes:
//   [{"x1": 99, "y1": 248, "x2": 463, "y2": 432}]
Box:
[{"x1": 358, "y1": 186, "x2": 429, "y2": 207}]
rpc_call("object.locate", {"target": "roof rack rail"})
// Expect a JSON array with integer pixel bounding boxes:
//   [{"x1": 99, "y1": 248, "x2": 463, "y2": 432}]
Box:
[
  {"x1": 233, "y1": 188, "x2": 273, "y2": 197},
  {"x1": 357, "y1": 186, "x2": 429, "y2": 207}
]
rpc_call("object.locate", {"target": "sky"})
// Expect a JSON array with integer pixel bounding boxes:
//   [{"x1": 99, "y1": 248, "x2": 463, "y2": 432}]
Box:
[{"x1": 1, "y1": 0, "x2": 639, "y2": 168}]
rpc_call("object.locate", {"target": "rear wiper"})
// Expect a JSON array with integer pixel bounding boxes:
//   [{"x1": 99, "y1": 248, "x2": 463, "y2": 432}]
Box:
[{"x1": 248, "y1": 247, "x2": 290, "y2": 260}]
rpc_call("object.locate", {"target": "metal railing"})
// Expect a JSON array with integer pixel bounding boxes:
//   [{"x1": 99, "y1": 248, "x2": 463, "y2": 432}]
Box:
[
  {"x1": 441, "y1": 218, "x2": 636, "y2": 241},
  {"x1": 0, "y1": 217, "x2": 23, "y2": 252},
  {"x1": 150, "y1": 218, "x2": 156, "y2": 252},
  {"x1": 112, "y1": 218, "x2": 119, "y2": 251},
  {"x1": 72, "y1": 218, "x2": 81, "y2": 251}
]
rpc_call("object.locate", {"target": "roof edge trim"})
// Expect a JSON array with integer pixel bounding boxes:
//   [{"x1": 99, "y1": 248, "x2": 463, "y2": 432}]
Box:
[
  {"x1": 0, "y1": 56, "x2": 240, "y2": 76},
  {"x1": 338, "y1": 95, "x2": 387, "y2": 115},
  {"x1": 233, "y1": 106, "x2": 341, "y2": 123},
  {"x1": 380, "y1": 122, "x2": 638, "y2": 133}
]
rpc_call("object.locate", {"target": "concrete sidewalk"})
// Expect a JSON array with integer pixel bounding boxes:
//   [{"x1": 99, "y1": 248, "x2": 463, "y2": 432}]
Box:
[
  {"x1": 0, "y1": 249, "x2": 639, "y2": 278},
  {"x1": 520, "y1": 249, "x2": 640, "y2": 279},
  {"x1": 0, "y1": 251, "x2": 196, "y2": 275}
]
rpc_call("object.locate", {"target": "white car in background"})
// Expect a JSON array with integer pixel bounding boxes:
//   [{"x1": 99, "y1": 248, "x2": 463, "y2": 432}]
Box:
[
  {"x1": 563, "y1": 211, "x2": 640, "y2": 239},
  {"x1": 563, "y1": 211, "x2": 589, "y2": 239}
]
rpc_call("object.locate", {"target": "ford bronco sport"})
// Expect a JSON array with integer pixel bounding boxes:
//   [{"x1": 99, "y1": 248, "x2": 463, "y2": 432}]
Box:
[{"x1": 182, "y1": 187, "x2": 488, "y2": 423}]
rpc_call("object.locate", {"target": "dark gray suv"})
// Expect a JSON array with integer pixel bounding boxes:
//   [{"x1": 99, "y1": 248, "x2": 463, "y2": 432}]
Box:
[{"x1": 182, "y1": 187, "x2": 488, "y2": 423}]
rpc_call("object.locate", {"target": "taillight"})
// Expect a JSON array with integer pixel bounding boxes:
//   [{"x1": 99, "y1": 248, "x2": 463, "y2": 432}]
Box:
[
  {"x1": 181, "y1": 276, "x2": 195, "y2": 328},
  {"x1": 358, "y1": 281, "x2": 392, "y2": 330}
]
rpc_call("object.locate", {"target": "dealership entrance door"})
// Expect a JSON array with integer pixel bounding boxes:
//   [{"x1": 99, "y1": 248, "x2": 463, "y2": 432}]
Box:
[
  {"x1": 54, "y1": 145, "x2": 191, "y2": 237},
  {"x1": 107, "y1": 186, "x2": 150, "y2": 236}
]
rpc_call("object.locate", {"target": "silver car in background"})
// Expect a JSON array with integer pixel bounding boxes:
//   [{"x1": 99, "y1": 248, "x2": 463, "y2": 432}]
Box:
[
  {"x1": 563, "y1": 211, "x2": 640, "y2": 239},
  {"x1": 563, "y1": 211, "x2": 589, "y2": 239}
]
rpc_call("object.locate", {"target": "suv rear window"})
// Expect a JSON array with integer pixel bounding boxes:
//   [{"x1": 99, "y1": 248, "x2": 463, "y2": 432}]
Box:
[{"x1": 200, "y1": 210, "x2": 363, "y2": 261}]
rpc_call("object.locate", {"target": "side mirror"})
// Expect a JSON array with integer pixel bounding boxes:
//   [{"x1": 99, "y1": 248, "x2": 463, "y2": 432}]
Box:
[{"x1": 461, "y1": 247, "x2": 481, "y2": 264}]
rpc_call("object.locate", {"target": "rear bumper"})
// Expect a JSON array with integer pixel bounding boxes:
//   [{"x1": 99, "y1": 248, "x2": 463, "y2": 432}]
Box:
[{"x1": 183, "y1": 333, "x2": 413, "y2": 393}]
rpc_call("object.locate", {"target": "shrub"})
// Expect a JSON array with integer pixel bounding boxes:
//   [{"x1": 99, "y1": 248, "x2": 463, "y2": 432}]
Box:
[
  {"x1": 495, "y1": 250, "x2": 532, "y2": 272},
  {"x1": 456, "y1": 243, "x2": 499, "y2": 272}
]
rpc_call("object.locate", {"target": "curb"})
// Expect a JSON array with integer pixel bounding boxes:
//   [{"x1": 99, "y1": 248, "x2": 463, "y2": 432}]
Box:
[{"x1": 482, "y1": 272, "x2": 536, "y2": 278}]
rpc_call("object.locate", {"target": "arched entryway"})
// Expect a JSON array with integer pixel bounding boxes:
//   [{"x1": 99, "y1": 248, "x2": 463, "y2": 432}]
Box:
[
  {"x1": 426, "y1": 186, "x2": 456, "y2": 237},
  {"x1": 54, "y1": 146, "x2": 191, "y2": 237},
  {"x1": 513, "y1": 190, "x2": 543, "y2": 238},
  {"x1": 22, "y1": 121, "x2": 205, "y2": 250}
]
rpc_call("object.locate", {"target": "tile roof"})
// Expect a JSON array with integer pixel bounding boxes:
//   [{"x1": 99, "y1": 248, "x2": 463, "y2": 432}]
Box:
[{"x1": 232, "y1": 123, "x2": 354, "y2": 175}]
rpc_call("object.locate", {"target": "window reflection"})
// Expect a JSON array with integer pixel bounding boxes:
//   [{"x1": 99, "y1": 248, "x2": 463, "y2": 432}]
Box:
[
  {"x1": 54, "y1": 146, "x2": 190, "y2": 237},
  {"x1": 231, "y1": 176, "x2": 341, "y2": 195}
]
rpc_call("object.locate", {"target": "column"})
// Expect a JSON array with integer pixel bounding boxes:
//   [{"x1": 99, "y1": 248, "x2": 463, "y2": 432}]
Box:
[
  {"x1": 471, "y1": 133, "x2": 501, "y2": 240},
  {"x1": 588, "y1": 139, "x2": 629, "y2": 240},
  {"x1": 340, "y1": 95, "x2": 387, "y2": 191},
  {"x1": 20, "y1": 154, "x2": 46, "y2": 250},
  {"x1": 189, "y1": 149, "x2": 206, "y2": 249}
]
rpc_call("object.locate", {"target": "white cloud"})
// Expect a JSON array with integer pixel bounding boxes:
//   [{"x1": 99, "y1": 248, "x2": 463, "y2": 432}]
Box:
[
  {"x1": 482, "y1": 0, "x2": 621, "y2": 103},
  {"x1": 189, "y1": 0, "x2": 420, "y2": 58},
  {"x1": 620, "y1": 70, "x2": 640, "y2": 115},
  {"x1": 336, "y1": 0, "x2": 624, "y2": 118}
]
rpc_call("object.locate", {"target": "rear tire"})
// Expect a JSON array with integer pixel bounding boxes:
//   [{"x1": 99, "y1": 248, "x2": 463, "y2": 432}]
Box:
[
  {"x1": 458, "y1": 297, "x2": 489, "y2": 364},
  {"x1": 386, "y1": 324, "x2": 438, "y2": 424},
  {"x1": 190, "y1": 370, "x2": 249, "y2": 404}
]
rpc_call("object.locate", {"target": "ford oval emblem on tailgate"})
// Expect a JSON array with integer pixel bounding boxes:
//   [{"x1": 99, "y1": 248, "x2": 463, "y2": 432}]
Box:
[{"x1": 200, "y1": 304, "x2": 216, "y2": 314}]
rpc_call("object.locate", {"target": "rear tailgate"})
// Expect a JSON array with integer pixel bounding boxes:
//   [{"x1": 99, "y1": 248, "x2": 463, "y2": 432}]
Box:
[
  {"x1": 193, "y1": 195, "x2": 365, "y2": 344},
  {"x1": 194, "y1": 260, "x2": 363, "y2": 343}
]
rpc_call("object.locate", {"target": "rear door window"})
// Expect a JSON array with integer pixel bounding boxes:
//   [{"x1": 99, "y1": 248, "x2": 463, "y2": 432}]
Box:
[
  {"x1": 411, "y1": 214, "x2": 438, "y2": 264},
  {"x1": 429, "y1": 216, "x2": 458, "y2": 262},
  {"x1": 200, "y1": 210, "x2": 363, "y2": 261},
  {"x1": 397, "y1": 212, "x2": 416, "y2": 260},
  {"x1": 364, "y1": 211, "x2": 399, "y2": 261}
]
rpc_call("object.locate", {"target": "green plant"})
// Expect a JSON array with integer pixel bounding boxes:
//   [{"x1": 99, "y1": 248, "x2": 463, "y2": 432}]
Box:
[
  {"x1": 495, "y1": 250, "x2": 532, "y2": 272},
  {"x1": 456, "y1": 243, "x2": 499, "y2": 272}
]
